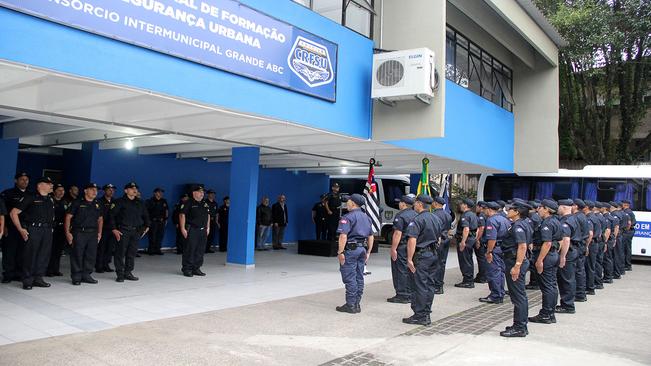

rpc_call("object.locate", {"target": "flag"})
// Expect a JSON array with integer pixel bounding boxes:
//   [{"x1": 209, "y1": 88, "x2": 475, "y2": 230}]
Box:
[
  {"x1": 417, "y1": 158, "x2": 431, "y2": 196},
  {"x1": 441, "y1": 174, "x2": 452, "y2": 214},
  {"x1": 363, "y1": 158, "x2": 381, "y2": 235}
]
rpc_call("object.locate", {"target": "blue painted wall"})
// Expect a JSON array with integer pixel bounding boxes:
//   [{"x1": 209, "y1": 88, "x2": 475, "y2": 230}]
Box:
[
  {"x1": 0, "y1": 137, "x2": 18, "y2": 191},
  {"x1": 386, "y1": 80, "x2": 515, "y2": 172},
  {"x1": 0, "y1": 1, "x2": 373, "y2": 139}
]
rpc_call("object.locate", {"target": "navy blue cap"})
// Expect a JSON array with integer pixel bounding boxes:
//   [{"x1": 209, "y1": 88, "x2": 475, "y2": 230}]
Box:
[
  {"x1": 14, "y1": 172, "x2": 29, "y2": 179},
  {"x1": 416, "y1": 195, "x2": 434, "y2": 205},
  {"x1": 602, "y1": 202, "x2": 612, "y2": 208},
  {"x1": 508, "y1": 201, "x2": 532, "y2": 210},
  {"x1": 496, "y1": 200, "x2": 506, "y2": 208},
  {"x1": 558, "y1": 199, "x2": 574, "y2": 206},
  {"x1": 461, "y1": 198, "x2": 475, "y2": 207},
  {"x1": 534, "y1": 199, "x2": 542, "y2": 204},
  {"x1": 609, "y1": 201, "x2": 621, "y2": 207},
  {"x1": 84, "y1": 183, "x2": 98, "y2": 190},
  {"x1": 400, "y1": 194, "x2": 416, "y2": 205},
  {"x1": 477, "y1": 201, "x2": 488, "y2": 208},
  {"x1": 102, "y1": 184, "x2": 116, "y2": 190},
  {"x1": 124, "y1": 182, "x2": 139, "y2": 189},
  {"x1": 528, "y1": 200, "x2": 540, "y2": 209},
  {"x1": 348, "y1": 193, "x2": 366, "y2": 207},
  {"x1": 621, "y1": 199, "x2": 631, "y2": 204},
  {"x1": 573, "y1": 199, "x2": 586, "y2": 208},
  {"x1": 433, "y1": 196, "x2": 446, "y2": 205},
  {"x1": 541, "y1": 199, "x2": 558, "y2": 211},
  {"x1": 486, "y1": 201, "x2": 501, "y2": 210},
  {"x1": 36, "y1": 176, "x2": 53, "y2": 185}
]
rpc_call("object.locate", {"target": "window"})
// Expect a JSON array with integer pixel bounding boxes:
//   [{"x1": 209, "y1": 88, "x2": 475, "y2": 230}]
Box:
[
  {"x1": 445, "y1": 26, "x2": 514, "y2": 112},
  {"x1": 294, "y1": 0, "x2": 375, "y2": 38},
  {"x1": 382, "y1": 179, "x2": 409, "y2": 210}
]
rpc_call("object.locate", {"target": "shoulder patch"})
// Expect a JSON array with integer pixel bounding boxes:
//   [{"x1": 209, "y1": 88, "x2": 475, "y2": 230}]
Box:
[
  {"x1": 110, "y1": 203, "x2": 115, "y2": 209},
  {"x1": 340, "y1": 219, "x2": 347, "y2": 224},
  {"x1": 516, "y1": 227, "x2": 524, "y2": 232},
  {"x1": 542, "y1": 226, "x2": 550, "y2": 231},
  {"x1": 408, "y1": 222, "x2": 415, "y2": 226},
  {"x1": 180, "y1": 204, "x2": 185, "y2": 210},
  {"x1": 562, "y1": 224, "x2": 569, "y2": 228},
  {"x1": 486, "y1": 226, "x2": 493, "y2": 230}
]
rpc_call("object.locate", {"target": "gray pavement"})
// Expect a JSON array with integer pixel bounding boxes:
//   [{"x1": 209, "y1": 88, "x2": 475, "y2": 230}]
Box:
[{"x1": 0, "y1": 257, "x2": 649, "y2": 366}]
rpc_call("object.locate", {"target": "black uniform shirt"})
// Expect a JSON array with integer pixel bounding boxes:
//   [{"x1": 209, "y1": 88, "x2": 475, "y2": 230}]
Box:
[
  {"x1": 326, "y1": 192, "x2": 342, "y2": 216},
  {"x1": 218, "y1": 205, "x2": 229, "y2": 227},
  {"x1": 484, "y1": 214, "x2": 511, "y2": 242},
  {"x1": 336, "y1": 208, "x2": 373, "y2": 242},
  {"x1": 180, "y1": 198, "x2": 210, "y2": 228},
  {"x1": 16, "y1": 194, "x2": 55, "y2": 225},
  {"x1": 574, "y1": 212, "x2": 590, "y2": 241},
  {"x1": 619, "y1": 210, "x2": 631, "y2": 231},
  {"x1": 624, "y1": 208, "x2": 636, "y2": 229},
  {"x1": 312, "y1": 202, "x2": 327, "y2": 222},
  {"x1": 0, "y1": 198, "x2": 6, "y2": 216},
  {"x1": 109, "y1": 196, "x2": 150, "y2": 230},
  {"x1": 502, "y1": 218, "x2": 531, "y2": 254},
  {"x1": 146, "y1": 197, "x2": 168, "y2": 220},
  {"x1": 53, "y1": 198, "x2": 67, "y2": 226},
  {"x1": 456, "y1": 210, "x2": 479, "y2": 242},
  {"x1": 393, "y1": 208, "x2": 417, "y2": 244},
  {"x1": 2, "y1": 187, "x2": 31, "y2": 222},
  {"x1": 560, "y1": 214, "x2": 582, "y2": 242},
  {"x1": 587, "y1": 212, "x2": 602, "y2": 242},
  {"x1": 206, "y1": 199, "x2": 218, "y2": 218},
  {"x1": 539, "y1": 216, "x2": 563, "y2": 244},
  {"x1": 405, "y1": 211, "x2": 443, "y2": 248},
  {"x1": 433, "y1": 208, "x2": 452, "y2": 239},
  {"x1": 606, "y1": 213, "x2": 620, "y2": 242},
  {"x1": 68, "y1": 199, "x2": 102, "y2": 229}
]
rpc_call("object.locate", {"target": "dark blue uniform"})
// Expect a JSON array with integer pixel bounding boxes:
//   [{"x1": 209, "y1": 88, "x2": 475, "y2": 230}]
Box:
[
  {"x1": 603, "y1": 212, "x2": 619, "y2": 281},
  {"x1": 532, "y1": 215, "x2": 562, "y2": 319},
  {"x1": 484, "y1": 214, "x2": 511, "y2": 301},
  {"x1": 47, "y1": 198, "x2": 68, "y2": 277},
  {"x1": 67, "y1": 198, "x2": 102, "y2": 283},
  {"x1": 574, "y1": 211, "x2": 591, "y2": 300},
  {"x1": 96, "y1": 196, "x2": 116, "y2": 273},
  {"x1": 109, "y1": 196, "x2": 150, "y2": 280},
  {"x1": 623, "y1": 208, "x2": 635, "y2": 269},
  {"x1": 526, "y1": 212, "x2": 543, "y2": 289},
  {"x1": 456, "y1": 210, "x2": 479, "y2": 284},
  {"x1": 558, "y1": 214, "x2": 581, "y2": 311},
  {"x1": 594, "y1": 212, "x2": 608, "y2": 287},
  {"x1": 16, "y1": 193, "x2": 55, "y2": 287},
  {"x1": 405, "y1": 211, "x2": 443, "y2": 321},
  {"x1": 432, "y1": 208, "x2": 452, "y2": 291},
  {"x1": 391, "y1": 208, "x2": 417, "y2": 300},
  {"x1": 613, "y1": 210, "x2": 629, "y2": 277},
  {"x1": 585, "y1": 212, "x2": 601, "y2": 293},
  {"x1": 502, "y1": 218, "x2": 531, "y2": 331},
  {"x1": 336, "y1": 208, "x2": 373, "y2": 307},
  {"x1": 474, "y1": 213, "x2": 488, "y2": 282},
  {"x1": 1, "y1": 187, "x2": 31, "y2": 282},
  {"x1": 145, "y1": 197, "x2": 168, "y2": 255},
  {"x1": 180, "y1": 198, "x2": 210, "y2": 275}
]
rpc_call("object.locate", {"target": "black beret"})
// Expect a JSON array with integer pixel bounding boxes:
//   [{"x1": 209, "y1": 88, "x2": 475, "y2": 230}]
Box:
[
  {"x1": 461, "y1": 198, "x2": 475, "y2": 207},
  {"x1": 36, "y1": 176, "x2": 53, "y2": 184},
  {"x1": 534, "y1": 199, "x2": 542, "y2": 204},
  {"x1": 541, "y1": 199, "x2": 558, "y2": 211},
  {"x1": 558, "y1": 199, "x2": 574, "y2": 206},
  {"x1": 84, "y1": 183, "x2": 98, "y2": 190},
  {"x1": 400, "y1": 194, "x2": 416, "y2": 205},
  {"x1": 416, "y1": 195, "x2": 434, "y2": 205},
  {"x1": 573, "y1": 199, "x2": 586, "y2": 208},
  {"x1": 433, "y1": 196, "x2": 446, "y2": 205},
  {"x1": 509, "y1": 201, "x2": 532, "y2": 210},
  {"x1": 124, "y1": 182, "x2": 139, "y2": 189},
  {"x1": 14, "y1": 172, "x2": 29, "y2": 179}
]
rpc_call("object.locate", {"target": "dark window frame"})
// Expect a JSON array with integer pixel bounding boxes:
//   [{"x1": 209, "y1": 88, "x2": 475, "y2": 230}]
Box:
[
  {"x1": 293, "y1": 0, "x2": 375, "y2": 39},
  {"x1": 445, "y1": 25, "x2": 514, "y2": 112}
]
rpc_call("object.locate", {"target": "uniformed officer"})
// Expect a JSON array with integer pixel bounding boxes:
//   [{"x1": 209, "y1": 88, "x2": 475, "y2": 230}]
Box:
[
  {"x1": 47, "y1": 183, "x2": 67, "y2": 277},
  {"x1": 402, "y1": 194, "x2": 442, "y2": 325},
  {"x1": 65, "y1": 183, "x2": 103, "y2": 285},
  {"x1": 96, "y1": 184, "x2": 116, "y2": 273},
  {"x1": 480, "y1": 201, "x2": 511, "y2": 304},
  {"x1": 525, "y1": 200, "x2": 543, "y2": 290},
  {"x1": 146, "y1": 188, "x2": 168, "y2": 255},
  {"x1": 0, "y1": 196, "x2": 6, "y2": 278},
  {"x1": 312, "y1": 194, "x2": 328, "y2": 240},
  {"x1": 387, "y1": 194, "x2": 417, "y2": 304},
  {"x1": 584, "y1": 200, "x2": 601, "y2": 296},
  {"x1": 9, "y1": 177, "x2": 55, "y2": 290},
  {"x1": 621, "y1": 199, "x2": 636, "y2": 271},
  {"x1": 572, "y1": 199, "x2": 592, "y2": 302},
  {"x1": 473, "y1": 201, "x2": 488, "y2": 283},
  {"x1": 556, "y1": 199, "x2": 581, "y2": 314},
  {"x1": 610, "y1": 201, "x2": 628, "y2": 278},
  {"x1": 432, "y1": 197, "x2": 452, "y2": 294},
  {"x1": 205, "y1": 189, "x2": 218, "y2": 253},
  {"x1": 335, "y1": 193, "x2": 374, "y2": 314},
  {"x1": 109, "y1": 182, "x2": 150, "y2": 282},
  {"x1": 173, "y1": 194, "x2": 189, "y2": 254},
  {"x1": 607, "y1": 202, "x2": 622, "y2": 280},
  {"x1": 217, "y1": 196, "x2": 230, "y2": 252},
  {"x1": 496, "y1": 200, "x2": 508, "y2": 218},
  {"x1": 1, "y1": 172, "x2": 31, "y2": 283},
  {"x1": 455, "y1": 198, "x2": 479, "y2": 288},
  {"x1": 179, "y1": 184, "x2": 210, "y2": 277},
  {"x1": 601, "y1": 202, "x2": 617, "y2": 283},
  {"x1": 500, "y1": 201, "x2": 532, "y2": 337},
  {"x1": 325, "y1": 183, "x2": 342, "y2": 241},
  {"x1": 593, "y1": 202, "x2": 608, "y2": 290},
  {"x1": 529, "y1": 199, "x2": 561, "y2": 324}
]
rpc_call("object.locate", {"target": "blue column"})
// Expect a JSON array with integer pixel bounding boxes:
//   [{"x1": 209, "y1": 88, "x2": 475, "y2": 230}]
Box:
[
  {"x1": 409, "y1": 174, "x2": 420, "y2": 194},
  {"x1": 0, "y1": 126, "x2": 19, "y2": 190},
  {"x1": 226, "y1": 147, "x2": 260, "y2": 266}
]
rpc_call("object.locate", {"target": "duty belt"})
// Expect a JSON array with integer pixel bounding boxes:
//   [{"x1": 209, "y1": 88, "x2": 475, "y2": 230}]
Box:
[
  {"x1": 73, "y1": 227, "x2": 98, "y2": 233},
  {"x1": 345, "y1": 241, "x2": 367, "y2": 250},
  {"x1": 27, "y1": 222, "x2": 51, "y2": 228},
  {"x1": 119, "y1": 225, "x2": 138, "y2": 231},
  {"x1": 415, "y1": 244, "x2": 436, "y2": 254},
  {"x1": 187, "y1": 224, "x2": 206, "y2": 230},
  {"x1": 152, "y1": 218, "x2": 166, "y2": 222}
]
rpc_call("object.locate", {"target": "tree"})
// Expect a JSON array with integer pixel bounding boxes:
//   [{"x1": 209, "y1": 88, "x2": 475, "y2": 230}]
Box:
[{"x1": 535, "y1": 0, "x2": 650, "y2": 164}]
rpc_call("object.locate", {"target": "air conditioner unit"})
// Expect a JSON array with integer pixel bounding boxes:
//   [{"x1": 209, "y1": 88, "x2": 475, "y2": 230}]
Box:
[{"x1": 372, "y1": 48, "x2": 436, "y2": 104}]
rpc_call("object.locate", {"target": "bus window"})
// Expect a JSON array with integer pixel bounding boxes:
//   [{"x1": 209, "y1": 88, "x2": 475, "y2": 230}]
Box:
[
  {"x1": 597, "y1": 180, "x2": 625, "y2": 203},
  {"x1": 596, "y1": 179, "x2": 644, "y2": 209},
  {"x1": 383, "y1": 179, "x2": 409, "y2": 210},
  {"x1": 530, "y1": 178, "x2": 578, "y2": 200}
]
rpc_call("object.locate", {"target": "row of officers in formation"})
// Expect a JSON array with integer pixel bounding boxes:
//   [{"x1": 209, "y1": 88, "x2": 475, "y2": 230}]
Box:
[
  {"x1": 334, "y1": 192, "x2": 636, "y2": 338},
  {"x1": 0, "y1": 172, "x2": 295, "y2": 288}
]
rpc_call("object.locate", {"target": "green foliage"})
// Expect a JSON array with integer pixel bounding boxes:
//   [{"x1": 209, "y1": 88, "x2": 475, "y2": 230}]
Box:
[{"x1": 451, "y1": 183, "x2": 476, "y2": 201}]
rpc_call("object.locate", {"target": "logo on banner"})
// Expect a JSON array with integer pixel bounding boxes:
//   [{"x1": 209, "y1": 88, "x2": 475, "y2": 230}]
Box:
[{"x1": 288, "y1": 36, "x2": 334, "y2": 88}]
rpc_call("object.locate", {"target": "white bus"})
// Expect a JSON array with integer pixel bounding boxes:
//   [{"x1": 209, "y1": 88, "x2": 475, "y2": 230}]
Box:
[{"x1": 477, "y1": 165, "x2": 651, "y2": 260}]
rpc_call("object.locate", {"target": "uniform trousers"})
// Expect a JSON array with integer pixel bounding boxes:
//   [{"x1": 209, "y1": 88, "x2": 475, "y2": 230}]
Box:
[
  {"x1": 182, "y1": 226, "x2": 206, "y2": 273},
  {"x1": 410, "y1": 249, "x2": 439, "y2": 320},
  {"x1": 537, "y1": 251, "x2": 559, "y2": 317},
  {"x1": 70, "y1": 230, "x2": 98, "y2": 281},
  {"x1": 340, "y1": 246, "x2": 366, "y2": 306},
  {"x1": 22, "y1": 226, "x2": 52, "y2": 286},
  {"x1": 391, "y1": 244, "x2": 413, "y2": 299},
  {"x1": 486, "y1": 246, "x2": 505, "y2": 300},
  {"x1": 557, "y1": 246, "x2": 578, "y2": 310},
  {"x1": 504, "y1": 256, "x2": 529, "y2": 330}
]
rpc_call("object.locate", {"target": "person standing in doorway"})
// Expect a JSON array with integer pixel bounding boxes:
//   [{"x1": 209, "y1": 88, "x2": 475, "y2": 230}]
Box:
[
  {"x1": 272, "y1": 194, "x2": 288, "y2": 250},
  {"x1": 96, "y1": 184, "x2": 116, "y2": 273},
  {"x1": 325, "y1": 183, "x2": 342, "y2": 241},
  {"x1": 217, "y1": 196, "x2": 230, "y2": 252},
  {"x1": 146, "y1": 188, "x2": 168, "y2": 255},
  {"x1": 312, "y1": 194, "x2": 328, "y2": 240},
  {"x1": 256, "y1": 197, "x2": 272, "y2": 251},
  {"x1": 1, "y1": 172, "x2": 31, "y2": 284},
  {"x1": 205, "y1": 189, "x2": 218, "y2": 253},
  {"x1": 47, "y1": 183, "x2": 67, "y2": 277}
]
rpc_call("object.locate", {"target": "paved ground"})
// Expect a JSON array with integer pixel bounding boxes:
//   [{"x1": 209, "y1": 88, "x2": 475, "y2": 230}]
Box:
[{"x1": 0, "y1": 247, "x2": 649, "y2": 365}]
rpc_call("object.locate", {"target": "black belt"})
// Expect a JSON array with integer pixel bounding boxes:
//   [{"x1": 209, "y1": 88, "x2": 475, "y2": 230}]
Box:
[
  {"x1": 187, "y1": 225, "x2": 206, "y2": 231},
  {"x1": 152, "y1": 218, "x2": 166, "y2": 222},
  {"x1": 415, "y1": 244, "x2": 436, "y2": 254},
  {"x1": 73, "y1": 227, "x2": 98, "y2": 233},
  {"x1": 119, "y1": 225, "x2": 139, "y2": 231},
  {"x1": 27, "y1": 222, "x2": 51, "y2": 228},
  {"x1": 345, "y1": 241, "x2": 367, "y2": 250},
  {"x1": 503, "y1": 251, "x2": 517, "y2": 260}
]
